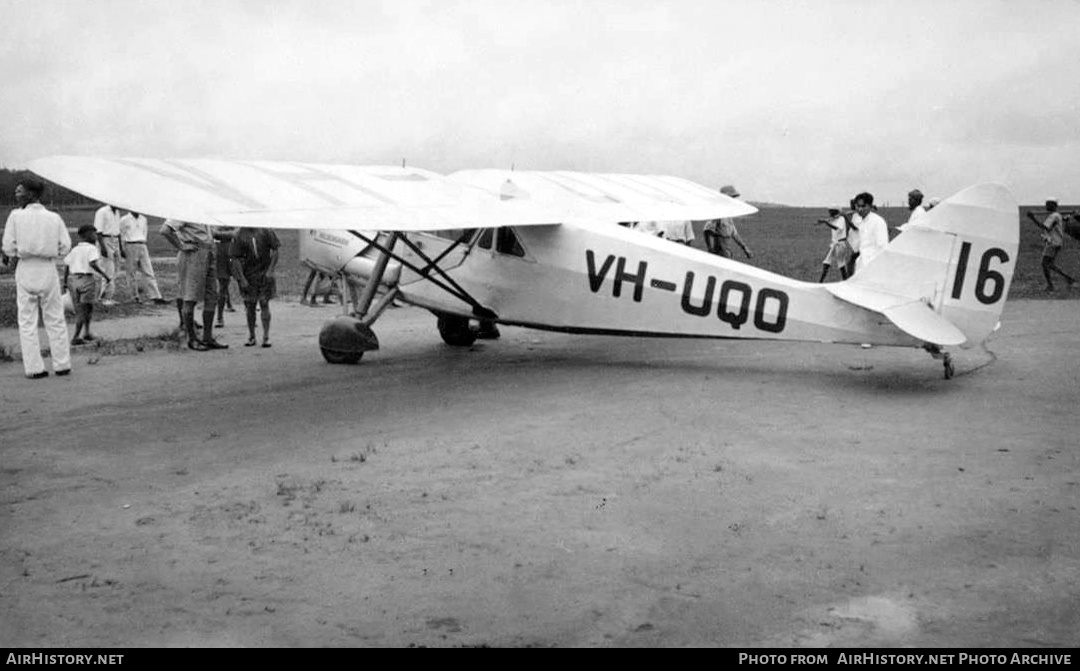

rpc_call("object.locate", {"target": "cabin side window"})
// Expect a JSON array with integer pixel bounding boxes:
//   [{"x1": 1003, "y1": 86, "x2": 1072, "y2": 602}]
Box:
[
  {"x1": 474, "y1": 227, "x2": 525, "y2": 257},
  {"x1": 495, "y1": 227, "x2": 525, "y2": 257}
]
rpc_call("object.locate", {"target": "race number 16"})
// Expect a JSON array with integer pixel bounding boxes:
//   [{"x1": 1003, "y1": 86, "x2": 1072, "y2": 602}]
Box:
[{"x1": 951, "y1": 241, "x2": 1010, "y2": 305}]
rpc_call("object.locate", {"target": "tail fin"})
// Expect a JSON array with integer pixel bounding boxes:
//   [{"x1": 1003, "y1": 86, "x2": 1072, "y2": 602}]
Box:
[{"x1": 826, "y1": 184, "x2": 1018, "y2": 348}]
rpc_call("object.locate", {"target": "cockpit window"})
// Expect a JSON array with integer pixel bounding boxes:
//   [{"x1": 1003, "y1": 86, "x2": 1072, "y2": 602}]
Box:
[{"x1": 477, "y1": 228, "x2": 494, "y2": 250}]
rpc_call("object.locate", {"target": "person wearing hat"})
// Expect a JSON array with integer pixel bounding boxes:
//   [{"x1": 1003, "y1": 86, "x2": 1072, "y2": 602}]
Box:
[
  {"x1": 1026, "y1": 199, "x2": 1076, "y2": 291},
  {"x1": 815, "y1": 205, "x2": 851, "y2": 282},
  {"x1": 703, "y1": 185, "x2": 754, "y2": 260}
]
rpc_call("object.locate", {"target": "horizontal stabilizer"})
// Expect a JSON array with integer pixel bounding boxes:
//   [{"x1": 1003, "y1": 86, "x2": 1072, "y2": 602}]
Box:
[{"x1": 826, "y1": 283, "x2": 967, "y2": 346}]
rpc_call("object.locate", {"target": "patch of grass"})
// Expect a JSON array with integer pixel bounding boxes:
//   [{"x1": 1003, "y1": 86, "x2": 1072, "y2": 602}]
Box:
[
  {"x1": 20, "y1": 329, "x2": 185, "y2": 363},
  {"x1": 73, "y1": 329, "x2": 186, "y2": 356}
]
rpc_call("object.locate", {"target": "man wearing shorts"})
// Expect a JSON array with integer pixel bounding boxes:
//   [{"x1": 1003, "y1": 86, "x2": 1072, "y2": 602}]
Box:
[
  {"x1": 816, "y1": 206, "x2": 851, "y2": 282},
  {"x1": 63, "y1": 224, "x2": 113, "y2": 344},
  {"x1": 229, "y1": 227, "x2": 280, "y2": 347},
  {"x1": 1027, "y1": 199, "x2": 1076, "y2": 292},
  {"x1": 159, "y1": 219, "x2": 227, "y2": 350}
]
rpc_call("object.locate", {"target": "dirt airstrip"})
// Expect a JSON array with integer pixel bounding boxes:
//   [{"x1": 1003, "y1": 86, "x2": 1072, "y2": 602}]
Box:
[{"x1": 0, "y1": 300, "x2": 1077, "y2": 647}]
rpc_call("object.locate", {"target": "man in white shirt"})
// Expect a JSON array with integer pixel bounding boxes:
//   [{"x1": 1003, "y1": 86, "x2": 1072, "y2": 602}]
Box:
[
  {"x1": 906, "y1": 189, "x2": 925, "y2": 224},
  {"x1": 851, "y1": 191, "x2": 889, "y2": 273},
  {"x1": 816, "y1": 206, "x2": 851, "y2": 282},
  {"x1": 1, "y1": 178, "x2": 73, "y2": 378},
  {"x1": 93, "y1": 203, "x2": 122, "y2": 305},
  {"x1": 119, "y1": 210, "x2": 166, "y2": 304},
  {"x1": 632, "y1": 220, "x2": 664, "y2": 237},
  {"x1": 62, "y1": 224, "x2": 113, "y2": 344},
  {"x1": 662, "y1": 220, "x2": 695, "y2": 246},
  {"x1": 898, "y1": 188, "x2": 927, "y2": 232}
]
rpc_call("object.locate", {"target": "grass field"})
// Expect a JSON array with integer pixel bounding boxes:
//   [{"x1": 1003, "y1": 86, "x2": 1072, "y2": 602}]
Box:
[{"x1": 2, "y1": 204, "x2": 1077, "y2": 329}]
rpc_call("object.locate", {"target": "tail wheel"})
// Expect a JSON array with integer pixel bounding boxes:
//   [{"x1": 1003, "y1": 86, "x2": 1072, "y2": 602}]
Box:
[{"x1": 437, "y1": 315, "x2": 477, "y2": 347}]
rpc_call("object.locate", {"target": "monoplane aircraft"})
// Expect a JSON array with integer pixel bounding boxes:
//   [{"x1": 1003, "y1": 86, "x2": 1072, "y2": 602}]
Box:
[{"x1": 28, "y1": 156, "x2": 1019, "y2": 378}]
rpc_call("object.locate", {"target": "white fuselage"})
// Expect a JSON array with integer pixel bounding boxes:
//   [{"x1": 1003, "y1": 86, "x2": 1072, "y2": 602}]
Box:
[{"x1": 392, "y1": 223, "x2": 918, "y2": 347}]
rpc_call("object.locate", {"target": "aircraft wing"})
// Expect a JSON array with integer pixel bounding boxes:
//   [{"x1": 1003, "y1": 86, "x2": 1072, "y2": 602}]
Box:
[
  {"x1": 826, "y1": 283, "x2": 967, "y2": 346},
  {"x1": 28, "y1": 156, "x2": 754, "y2": 231},
  {"x1": 449, "y1": 169, "x2": 758, "y2": 222},
  {"x1": 28, "y1": 156, "x2": 572, "y2": 231}
]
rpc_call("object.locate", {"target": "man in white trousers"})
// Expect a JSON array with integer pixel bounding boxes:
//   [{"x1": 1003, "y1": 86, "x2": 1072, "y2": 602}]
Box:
[
  {"x1": 119, "y1": 210, "x2": 167, "y2": 303},
  {"x1": 93, "y1": 202, "x2": 122, "y2": 305},
  {"x1": 1, "y1": 178, "x2": 72, "y2": 378}
]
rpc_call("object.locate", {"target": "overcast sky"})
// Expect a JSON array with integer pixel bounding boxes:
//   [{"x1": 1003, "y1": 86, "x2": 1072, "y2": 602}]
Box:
[{"x1": 2, "y1": 0, "x2": 1079, "y2": 206}]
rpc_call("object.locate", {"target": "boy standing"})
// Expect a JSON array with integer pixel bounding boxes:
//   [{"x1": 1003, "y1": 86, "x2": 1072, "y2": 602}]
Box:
[{"x1": 63, "y1": 224, "x2": 112, "y2": 344}]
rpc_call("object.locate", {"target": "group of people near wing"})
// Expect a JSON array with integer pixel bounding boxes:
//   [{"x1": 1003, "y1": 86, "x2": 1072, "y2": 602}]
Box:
[
  {"x1": 627, "y1": 184, "x2": 888, "y2": 280},
  {"x1": 2, "y1": 176, "x2": 1077, "y2": 381},
  {"x1": 158, "y1": 219, "x2": 280, "y2": 352},
  {"x1": 630, "y1": 183, "x2": 1079, "y2": 293},
  {"x1": 624, "y1": 184, "x2": 755, "y2": 261},
  {"x1": 1, "y1": 176, "x2": 281, "y2": 379}
]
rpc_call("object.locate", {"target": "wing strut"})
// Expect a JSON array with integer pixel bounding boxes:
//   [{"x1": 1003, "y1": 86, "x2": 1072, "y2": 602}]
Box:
[
  {"x1": 353, "y1": 232, "x2": 399, "y2": 319},
  {"x1": 345, "y1": 230, "x2": 497, "y2": 321}
]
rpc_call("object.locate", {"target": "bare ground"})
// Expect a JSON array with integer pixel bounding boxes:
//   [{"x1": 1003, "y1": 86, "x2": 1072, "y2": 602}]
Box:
[{"x1": 0, "y1": 300, "x2": 1077, "y2": 648}]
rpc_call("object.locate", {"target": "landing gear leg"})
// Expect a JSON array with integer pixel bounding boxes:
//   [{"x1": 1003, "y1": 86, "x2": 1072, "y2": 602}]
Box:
[
  {"x1": 923, "y1": 343, "x2": 954, "y2": 379},
  {"x1": 319, "y1": 232, "x2": 399, "y2": 365}
]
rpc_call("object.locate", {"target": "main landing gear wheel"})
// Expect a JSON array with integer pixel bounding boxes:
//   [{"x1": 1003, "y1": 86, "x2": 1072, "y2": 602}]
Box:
[
  {"x1": 322, "y1": 348, "x2": 363, "y2": 365},
  {"x1": 943, "y1": 352, "x2": 955, "y2": 380},
  {"x1": 319, "y1": 316, "x2": 379, "y2": 365},
  {"x1": 437, "y1": 315, "x2": 478, "y2": 347}
]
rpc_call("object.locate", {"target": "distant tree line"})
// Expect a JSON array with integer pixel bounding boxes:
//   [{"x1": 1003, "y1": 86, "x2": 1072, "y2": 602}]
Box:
[{"x1": 0, "y1": 168, "x2": 98, "y2": 208}]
